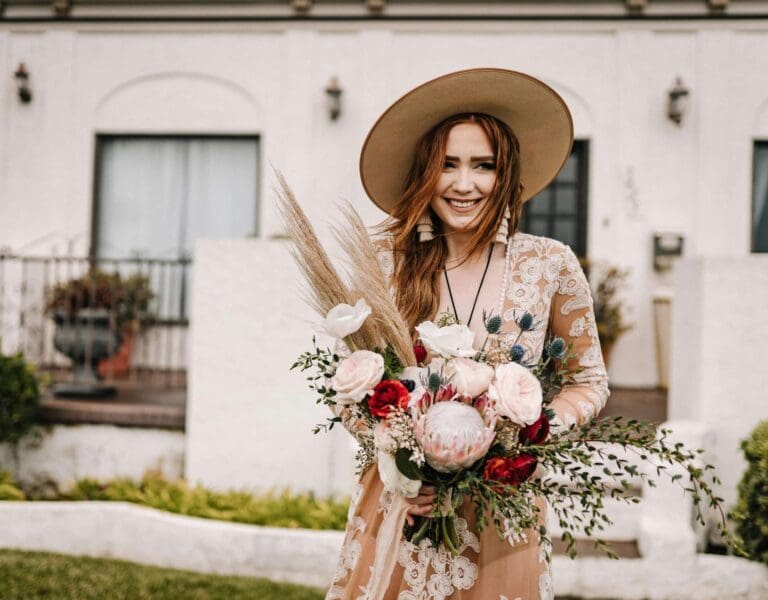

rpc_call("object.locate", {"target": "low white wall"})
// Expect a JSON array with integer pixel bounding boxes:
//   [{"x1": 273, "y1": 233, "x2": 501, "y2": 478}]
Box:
[
  {"x1": 0, "y1": 424, "x2": 184, "y2": 493},
  {"x1": 669, "y1": 256, "x2": 768, "y2": 509},
  {"x1": 186, "y1": 238, "x2": 358, "y2": 497},
  {"x1": 1, "y1": 501, "x2": 766, "y2": 599},
  {"x1": 0, "y1": 502, "x2": 342, "y2": 588}
]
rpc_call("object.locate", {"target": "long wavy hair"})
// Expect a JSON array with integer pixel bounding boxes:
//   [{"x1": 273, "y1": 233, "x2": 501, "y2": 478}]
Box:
[{"x1": 380, "y1": 113, "x2": 524, "y2": 335}]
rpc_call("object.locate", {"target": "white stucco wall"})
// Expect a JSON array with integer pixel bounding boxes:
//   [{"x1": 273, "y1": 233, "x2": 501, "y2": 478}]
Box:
[
  {"x1": 185, "y1": 237, "x2": 358, "y2": 495},
  {"x1": 0, "y1": 424, "x2": 185, "y2": 492},
  {"x1": 668, "y1": 256, "x2": 768, "y2": 508}
]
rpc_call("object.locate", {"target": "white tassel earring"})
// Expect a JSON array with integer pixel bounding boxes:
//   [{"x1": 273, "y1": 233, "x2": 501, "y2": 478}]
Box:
[
  {"x1": 494, "y1": 205, "x2": 512, "y2": 244},
  {"x1": 417, "y1": 212, "x2": 434, "y2": 242}
]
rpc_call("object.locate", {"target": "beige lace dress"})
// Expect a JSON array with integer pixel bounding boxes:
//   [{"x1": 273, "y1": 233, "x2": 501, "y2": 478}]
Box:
[{"x1": 327, "y1": 232, "x2": 610, "y2": 600}]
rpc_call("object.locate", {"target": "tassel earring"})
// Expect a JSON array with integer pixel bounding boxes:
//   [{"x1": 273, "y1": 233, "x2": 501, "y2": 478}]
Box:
[
  {"x1": 494, "y1": 205, "x2": 512, "y2": 244},
  {"x1": 417, "y1": 212, "x2": 434, "y2": 242}
]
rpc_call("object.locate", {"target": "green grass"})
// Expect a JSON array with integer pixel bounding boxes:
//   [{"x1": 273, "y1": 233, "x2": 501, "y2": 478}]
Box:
[
  {"x1": 0, "y1": 548, "x2": 325, "y2": 600},
  {"x1": 0, "y1": 470, "x2": 350, "y2": 531}
]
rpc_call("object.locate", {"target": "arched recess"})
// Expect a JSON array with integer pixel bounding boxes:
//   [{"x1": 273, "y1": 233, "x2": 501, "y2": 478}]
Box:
[
  {"x1": 542, "y1": 79, "x2": 595, "y2": 138},
  {"x1": 94, "y1": 72, "x2": 262, "y2": 132}
]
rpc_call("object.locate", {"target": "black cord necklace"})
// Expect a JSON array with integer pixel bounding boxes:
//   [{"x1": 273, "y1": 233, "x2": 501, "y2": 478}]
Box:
[{"x1": 443, "y1": 244, "x2": 495, "y2": 328}]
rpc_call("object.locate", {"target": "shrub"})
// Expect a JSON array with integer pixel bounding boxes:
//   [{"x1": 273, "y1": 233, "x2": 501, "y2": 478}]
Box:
[
  {"x1": 45, "y1": 471, "x2": 350, "y2": 531},
  {"x1": 0, "y1": 352, "x2": 41, "y2": 445},
  {"x1": 733, "y1": 420, "x2": 768, "y2": 564},
  {"x1": 0, "y1": 471, "x2": 25, "y2": 500}
]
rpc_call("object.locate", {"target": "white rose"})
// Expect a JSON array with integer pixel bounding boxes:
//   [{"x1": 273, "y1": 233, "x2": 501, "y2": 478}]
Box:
[
  {"x1": 415, "y1": 321, "x2": 476, "y2": 358},
  {"x1": 377, "y1": 451, "x2": 422, "y2": 498},
  {"x1": 446, "y1": 357, "x2": 494, "y2": 398},
  {"x1": 488, "y1": 362, "x2": 543, "y2": 426},
  {"x1": 320, "y1": 299, "x2": 371, "y2": 339},
  {"x1": 329, "y1": 350, "x2": 384, "y2": 405}
]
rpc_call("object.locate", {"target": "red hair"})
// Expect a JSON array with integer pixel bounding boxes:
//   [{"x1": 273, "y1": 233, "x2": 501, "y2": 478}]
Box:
[{"x1": 379, "y1": 113, "x2": 524, "y2": 334}]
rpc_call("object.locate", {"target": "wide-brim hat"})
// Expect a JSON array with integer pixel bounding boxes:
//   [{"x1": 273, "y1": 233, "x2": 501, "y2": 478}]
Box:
[{"x1": 359, "y1": 68, "x2": 574, "y2": 214}]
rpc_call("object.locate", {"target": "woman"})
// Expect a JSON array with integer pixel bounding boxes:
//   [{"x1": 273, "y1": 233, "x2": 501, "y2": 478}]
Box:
[{"x1": 327, "y1": 68, "x2": 609, "y2": 600}]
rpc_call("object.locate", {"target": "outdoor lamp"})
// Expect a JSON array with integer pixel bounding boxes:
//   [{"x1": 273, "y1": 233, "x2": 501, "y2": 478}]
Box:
[
  {"x1": 325, "y1": 76, "x2": 343, "y2": 121},
  {"x1": 667, "y1": 77, "x2": 689, "y2": 125},
  {"x1": 14, "y1": 63, "x2": 32, "y2": 104}
]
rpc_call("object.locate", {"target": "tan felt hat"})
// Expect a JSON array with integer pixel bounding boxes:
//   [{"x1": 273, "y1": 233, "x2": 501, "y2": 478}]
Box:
[{"x1": 359, "y1": 68, "x2": 574, "y2": 214}]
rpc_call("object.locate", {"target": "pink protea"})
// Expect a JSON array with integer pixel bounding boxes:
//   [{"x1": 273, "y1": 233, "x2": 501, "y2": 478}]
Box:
[{"x1": 413, "y1": 400, "x2": 497, "y2": 473}]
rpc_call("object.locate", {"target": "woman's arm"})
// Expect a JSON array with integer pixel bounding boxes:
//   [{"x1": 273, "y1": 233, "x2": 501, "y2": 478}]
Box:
[{"x1": 547, "y1": 244, "x2": 610, "y2": 432}]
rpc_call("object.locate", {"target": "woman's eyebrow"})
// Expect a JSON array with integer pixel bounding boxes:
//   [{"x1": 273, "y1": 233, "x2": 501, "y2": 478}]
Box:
[{"x1": 444, "y1": 155, "x2": 496, "y2": 161}]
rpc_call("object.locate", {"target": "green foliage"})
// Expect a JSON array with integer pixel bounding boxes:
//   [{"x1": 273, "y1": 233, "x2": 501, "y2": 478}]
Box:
[
  {"x1": 733, "y1": 420, "x2": 768, "y2": 564},
  {"x1": 0, "y1": 352, "x2": 41, "y2": 445},
  {"x1": 45, "y1": 270, "x2": 155, "y2": 332},
  {"x1": 0, "y1": 548, "x2": 324, "y2": 600},
  {"x1": 17, "y1": 471, "x2": 350, "y2": 531},
  {"x1": 0, "y1": 471, "x2": 26, "y2": 500},
  {"x1": 580, "y1": 259, "x2": 633, "y2": 347}
]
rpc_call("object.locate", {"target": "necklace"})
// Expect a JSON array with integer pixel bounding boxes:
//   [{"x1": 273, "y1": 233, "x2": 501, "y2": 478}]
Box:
[{"x1": 443, "y1": 244, "x2": 495, "y2": 327}]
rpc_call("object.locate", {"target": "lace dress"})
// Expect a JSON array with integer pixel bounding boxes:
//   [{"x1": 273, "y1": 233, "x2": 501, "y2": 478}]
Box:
[{"x1": 327, "y1": 233, "x2": 610, "y2": 600}]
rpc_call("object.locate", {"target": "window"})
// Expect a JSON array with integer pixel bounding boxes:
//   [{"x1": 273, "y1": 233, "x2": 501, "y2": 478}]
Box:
[
  {"x1": 753, "y1": 142, "x2": 768, "y2": 253},
  {"x1": 92, "y1": 135, "x2": 259, "y2": 318},
  {"x1": 520, "y1": 140, "x2": 588, "y2": 257}
]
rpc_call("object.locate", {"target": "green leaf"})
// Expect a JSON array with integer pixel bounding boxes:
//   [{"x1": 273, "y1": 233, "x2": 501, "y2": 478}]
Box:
[{"x1": 395, "y1": 448, "x2": 424, "y2": 481}]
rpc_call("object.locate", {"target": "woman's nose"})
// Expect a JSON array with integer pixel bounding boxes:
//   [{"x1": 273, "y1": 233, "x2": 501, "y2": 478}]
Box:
[{"x1": 451, "y1": 167, "x2": 475, "y2": 194}]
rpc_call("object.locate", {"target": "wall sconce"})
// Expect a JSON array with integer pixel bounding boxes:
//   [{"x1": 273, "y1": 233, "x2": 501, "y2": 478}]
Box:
[
  {"x1": 14, "y1": 63, "x2": 33, "y2": 104},
  {"x1": 667, "y1": 77, "x2": 689, "y2": 125},
  {"x1": 325, "y1": 76, "x2": 343, "y2": 121}
]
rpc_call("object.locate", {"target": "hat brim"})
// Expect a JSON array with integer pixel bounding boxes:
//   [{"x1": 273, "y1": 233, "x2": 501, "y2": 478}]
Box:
[{"x1": 359, "y1": 68, "x2": 574, "y2": 214}]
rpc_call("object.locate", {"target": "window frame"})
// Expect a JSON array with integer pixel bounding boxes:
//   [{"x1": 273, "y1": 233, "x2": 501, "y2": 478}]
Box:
[
  {"x1": 752, "y1": 140, "x2": 768, "y2": 253},
  {"x1": 520, "y1": 139, "x2": 589, "y2": 258},
  {"x1": 90, "y1": 133, "x2": 261, "y2": 261}
]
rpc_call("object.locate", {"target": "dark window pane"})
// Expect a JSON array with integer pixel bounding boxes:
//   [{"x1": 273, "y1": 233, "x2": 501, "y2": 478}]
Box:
[
  {"x1": 553, "y1": 217, "x2": 577, "y2": 249},
  {"x1": 554, "y1": 186, "x2": 578, "y2": 216},
  {"x1": 519, "y1": 140, "x2": 587, "y2": 257},
  {"x1": 528, "y1": 216, "x2": 550, "y2": 237},
  {"x1": 527, "y1": 191, "x2": 552, "y2": 215},
  {"x1": 754, "y1": 143, "x2": 768, "y2": 253},
  {"x1": 557, "y1": 153, "x2": 578, "y2": 184}
]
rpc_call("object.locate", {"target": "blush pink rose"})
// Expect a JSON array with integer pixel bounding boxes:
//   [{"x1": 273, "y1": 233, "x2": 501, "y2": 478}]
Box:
[{"x1": 488, "y1": 362, "x2": 543, "y2": 426}]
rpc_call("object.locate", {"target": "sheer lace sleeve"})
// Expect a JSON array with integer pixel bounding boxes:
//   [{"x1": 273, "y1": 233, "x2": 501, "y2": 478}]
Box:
[{"x1": 547, "y1": 245, "x2": 610, "y2": 432}]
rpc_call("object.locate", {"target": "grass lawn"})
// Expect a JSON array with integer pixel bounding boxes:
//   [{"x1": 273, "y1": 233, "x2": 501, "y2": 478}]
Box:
[{"x1": 0, "y1": 548, "x2": 325, "y2": 600}]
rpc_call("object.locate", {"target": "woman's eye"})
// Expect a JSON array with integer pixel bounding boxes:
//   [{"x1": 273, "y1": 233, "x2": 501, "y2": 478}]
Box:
[
  {"x1": 477, "y1": 162, "x2": 496, "y2": 170},
  {"x1": 443, "y1": 160, "x2": 456, "y2": 169}
]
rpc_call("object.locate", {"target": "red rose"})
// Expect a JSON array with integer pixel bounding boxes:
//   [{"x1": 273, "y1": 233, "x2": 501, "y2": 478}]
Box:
[
  {"x1": 519, "y1": 413, "x2": 550, "y2": 445},
  {"x1": 483, "y1": 454, "x2": 538, "y2": 490},
  {"x1": 413, "y1": 343, "x2": 427, "y2": 365},
  {"x1": 368, "y1": 380, "x2": 410, "y2": 419}
]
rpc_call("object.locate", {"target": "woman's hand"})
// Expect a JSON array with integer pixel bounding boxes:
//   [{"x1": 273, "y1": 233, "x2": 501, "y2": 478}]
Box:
[{"x1": 404, "y1": 485, "x2": 436, "y2": 526}]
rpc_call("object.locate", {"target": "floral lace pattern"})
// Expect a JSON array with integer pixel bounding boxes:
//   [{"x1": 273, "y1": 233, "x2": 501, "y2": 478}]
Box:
[
  {"x1": 395, "y1": 517, "x2": 480, "y2": 600},
  {"x1": 327, "y1": 233, "x2": 609, "y2": 599}
]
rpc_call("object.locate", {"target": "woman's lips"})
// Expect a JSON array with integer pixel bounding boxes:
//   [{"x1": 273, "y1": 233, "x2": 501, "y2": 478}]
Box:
[{"x1": 444, "y1": 197, "x2": 483, "y2": 212}]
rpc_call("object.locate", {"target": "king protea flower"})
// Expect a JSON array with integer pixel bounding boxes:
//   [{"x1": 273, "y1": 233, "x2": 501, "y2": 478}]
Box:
[{"x1": 413, "y1": 391, "x2": 497, "y2": 473}]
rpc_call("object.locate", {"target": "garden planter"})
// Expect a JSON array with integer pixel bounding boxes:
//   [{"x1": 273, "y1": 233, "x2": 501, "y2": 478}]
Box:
[{"x1": 52, "y1": 309, "x2": 121, "y2": 398}]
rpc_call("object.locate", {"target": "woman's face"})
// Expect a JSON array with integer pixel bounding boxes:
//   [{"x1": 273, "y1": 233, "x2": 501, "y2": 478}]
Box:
[{"x1": 428, "y1": 122, "x2": 497, "y2": 234}]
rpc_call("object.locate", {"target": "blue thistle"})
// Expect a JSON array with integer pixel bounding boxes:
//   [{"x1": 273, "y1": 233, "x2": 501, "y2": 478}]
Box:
[
  {"x1": 485, "y1": 314, "x2": 502, "y2": 334},
  {"x1": 428, "y1": 372, "x2": 442, "y2": 393},
  {"x1": 517, "y1": 312, "x2": 535, "y2": 332},
  {"x1": 547, "y1": 337, "x2": 566, "y2": 359},
  {"x1": 509, "y1": 344, "x2": 525, "y2": 363}
]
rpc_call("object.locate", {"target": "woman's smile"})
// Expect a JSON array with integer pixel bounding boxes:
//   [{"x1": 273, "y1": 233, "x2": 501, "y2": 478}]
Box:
[{"x1": 429, "y1": 122, "x2": 497, "y2": 234}]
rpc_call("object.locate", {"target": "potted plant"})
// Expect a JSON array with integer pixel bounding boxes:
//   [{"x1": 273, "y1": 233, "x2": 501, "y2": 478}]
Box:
[
  {"x1": 45, "y1": 270, "x2": 154, "y2": 396},
  {"x1": 581, "y1": 260, "x2": 633, "y2": 367},
  {"x1": 0, "y1": 350, "x2": 41, "y2": 445}
]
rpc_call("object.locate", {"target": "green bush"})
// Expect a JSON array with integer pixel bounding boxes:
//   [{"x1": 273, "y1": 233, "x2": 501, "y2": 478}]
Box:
[
  {"x1": 733, "y1": 420, "x2": 768, "y2": 564},
  {"x1": 0, "y1": 352, "x2": 41, "y2": 444},
  {"x1": 0, "y1": 471, "x2": 25, "y2": 500},
  {"x1": 19, "y1": 471, "x2": 350, "y2": 531}
]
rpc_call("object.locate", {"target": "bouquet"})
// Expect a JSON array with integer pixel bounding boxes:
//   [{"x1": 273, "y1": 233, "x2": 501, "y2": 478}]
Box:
[{"x1": 278, "y1": 172, "x2": 741, "y2": 562}]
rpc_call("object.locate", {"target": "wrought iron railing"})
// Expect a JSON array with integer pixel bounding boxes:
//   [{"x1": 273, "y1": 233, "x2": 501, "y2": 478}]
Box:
[{"x1": 0, "y1": 253, "x2": 191, "y2": 391}]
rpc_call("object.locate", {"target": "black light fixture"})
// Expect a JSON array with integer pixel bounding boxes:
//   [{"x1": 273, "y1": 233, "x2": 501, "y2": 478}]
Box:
[
  {"x1": 14, "y1": 63, "x2": 32, "y2": 104},
  {"x1": 325, "y1": 76, "x2": 343, "y2": 121},
  {"x1": 667, "y1": 77, "x2": 689, "y2": 125}
]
